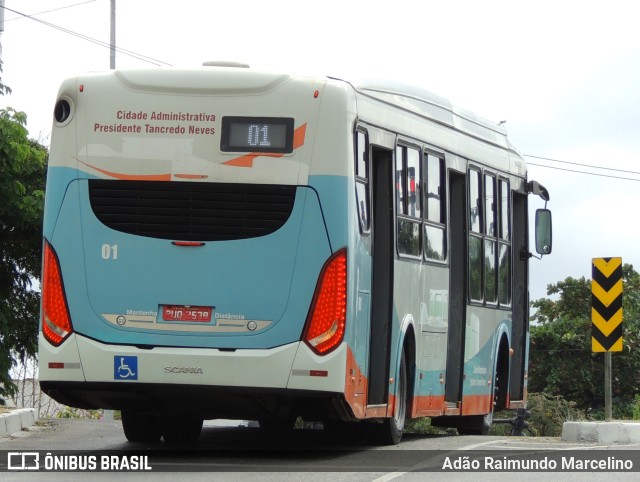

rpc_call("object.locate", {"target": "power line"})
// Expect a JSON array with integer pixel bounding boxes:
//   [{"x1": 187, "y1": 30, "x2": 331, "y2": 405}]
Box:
[
  {"x1": 1, "y1": 4, "x2": 171, "y2": 66},
  {"x1": 525, "y1": 154, "x2": 640, "y2": 176},
  {"x1": 527, "y1": 161, "x2": 640, "y2": 182},
  {"x1": 525, "y1": 153, "x2": 640, "y2": 182},
  {"x1": 3, "y1": 0, "x2": 97, "y2": 22}
]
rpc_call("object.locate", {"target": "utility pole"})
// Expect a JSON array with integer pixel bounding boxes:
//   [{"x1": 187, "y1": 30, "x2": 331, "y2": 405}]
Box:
[
  {"x1": 110, "y1": 0, "x2": 116, "y2": 69},
  {"x1": 1, "y1": 0, "x2": 5, "y2": 61},
  {"x1": 106, "y1": 0, "x2": 117, "y2": 420},
  {"x1": 0, "y1": 0, "x2": 9, "y2": 97}
]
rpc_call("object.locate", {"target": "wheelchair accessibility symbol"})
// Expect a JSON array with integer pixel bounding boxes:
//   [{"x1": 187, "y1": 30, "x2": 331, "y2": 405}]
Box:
[{"x1": 114, "y1": 356, "x2": 138, "y2": 380}]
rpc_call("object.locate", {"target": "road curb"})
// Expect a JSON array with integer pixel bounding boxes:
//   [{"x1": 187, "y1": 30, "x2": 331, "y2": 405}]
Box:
[
  {"x1": 0, "y1": 408, "x2": 38, "y2": 437},
  {"x1": 562, "y1": 421, "x2": 640, "y2": 444}
]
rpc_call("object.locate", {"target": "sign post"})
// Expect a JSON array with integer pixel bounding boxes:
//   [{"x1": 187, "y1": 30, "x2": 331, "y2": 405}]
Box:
[{"x1": 591, "y1": 257, "x2": 623, "y2": 422}]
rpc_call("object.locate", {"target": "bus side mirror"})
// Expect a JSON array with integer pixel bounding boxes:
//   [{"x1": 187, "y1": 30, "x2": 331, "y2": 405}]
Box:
[{"x1": 535, "y1": 208, "x2": 552, "y2": 255}]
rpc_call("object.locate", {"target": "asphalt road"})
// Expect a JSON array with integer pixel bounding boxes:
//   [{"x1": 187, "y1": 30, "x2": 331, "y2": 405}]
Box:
[{"x1": 2, "y1": 418, "x2": 640, "y2": 481}]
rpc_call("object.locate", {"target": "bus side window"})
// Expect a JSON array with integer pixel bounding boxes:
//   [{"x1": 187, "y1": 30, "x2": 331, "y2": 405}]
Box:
[
  {"x1": 407, "y1": 148, "x2": 421, "y2": 218},
  {"x1": 396, "y1": 146, "x2": 406, "y2": 216},
  {"x1": 498, "y1": 179, "x2": 511, "y2": 305},
  {"x1": 396, "y1": 145, "x2": 421, "y2": 257},
  {"x1": 468, "y1": 168, "x2": 483, "y2": 302},
  {"x1": 484, "y1": 173, "x2": 497, "y2": 304},
  {"x1": 355, "y1": 131, "x2": 370, "y2": 234},
  {"x1": 424, "y1": 153, "x2": 446, "y2": 261}
]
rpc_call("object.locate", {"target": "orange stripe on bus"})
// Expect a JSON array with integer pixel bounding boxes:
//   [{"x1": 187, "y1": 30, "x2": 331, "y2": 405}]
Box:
[
  {"x1": 412, "y1": 394, "x2": 446, "y2": 417},
  {"x1": 461, "y1": 394, "x2": 493, "y2": 416},
  {"x1": 79, "y1": 161, "x2": 171, "y2": 181},
  {"x1": 293, "y1": 123, "x2": 307, "y2": 149},
  {"x1": 411, "y1": 394, "x2": 493, "y2": 417},
  {"x1": 222, "y1": 154, "x2": 262, "y2": 168},
  {"x1": 345, "y1": 345, "x2": 367, "y2": 419},
  {"x1": 174, "y1": 174, "x2": 209, "y2": 179}
]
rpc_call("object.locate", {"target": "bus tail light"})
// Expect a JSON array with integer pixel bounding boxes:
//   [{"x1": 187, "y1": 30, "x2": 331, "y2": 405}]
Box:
[
  {"x1": 302, "y1": 249, "x2": 347, "y2": 355},
  {"x1": 42, "y1": 241, "x2": 73, "y2": 346}
]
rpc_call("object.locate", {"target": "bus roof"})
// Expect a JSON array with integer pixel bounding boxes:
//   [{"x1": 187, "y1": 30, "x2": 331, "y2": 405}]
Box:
[
  {"x1": 75, "y1": 66, "x2": 512, "y2": 149},
  {"x1": 352, "y1": 79, "x2": 516, "y2": 152},
  {"x1": 65, "y1": 65, "x2": 523, "y2": 166}
]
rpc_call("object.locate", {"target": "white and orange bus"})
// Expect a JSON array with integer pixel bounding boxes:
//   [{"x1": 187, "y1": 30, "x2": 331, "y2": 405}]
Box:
[{"x1": 39, "y1": 63, "x2": 552, "y2": 444}]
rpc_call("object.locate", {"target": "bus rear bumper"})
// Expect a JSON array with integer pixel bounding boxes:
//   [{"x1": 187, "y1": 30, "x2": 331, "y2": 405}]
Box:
[{"x1": 39, "y1": 333, "x2": 348, "y2": 419}]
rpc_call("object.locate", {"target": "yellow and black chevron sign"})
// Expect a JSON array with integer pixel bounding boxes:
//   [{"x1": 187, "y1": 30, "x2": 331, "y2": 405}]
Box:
[{"x1": 591, "y1": 257, "x2": 623, "y2": 352}]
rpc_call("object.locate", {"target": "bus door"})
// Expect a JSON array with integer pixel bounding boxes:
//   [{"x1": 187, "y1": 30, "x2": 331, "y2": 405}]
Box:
[
  {"x1": 445, "y1": 170, "x2": 467, "y2": 407},
  {"x1": 367, "y1": 146, "x2": 394, "y2": 406},
  {"x1": 510, "y1": 191, "x2": 528, "y2": 403}
]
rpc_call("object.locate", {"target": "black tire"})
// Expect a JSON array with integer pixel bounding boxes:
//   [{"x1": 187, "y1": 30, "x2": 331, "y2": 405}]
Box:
[
  {"x1": 323, "y1": 419, "x2": 361, "y2": 444},
  {"x1": 121, "y1": 410, "x2": 163, "y2": 443},
  {"x1": 458, "y1": 343, "x2": 509, "y2": 436},
  {"x1": 368, "y1": 351, "x2": 407, "y2": 445},
  {"x1": 258, "y1": 415, "x2": 297, "y2": 431},
  {"x1": 457, "y1": 412, "x2": 493, "y2": 435},
  {"x1": 162, "y1": 415, "x2": 203, "y2": 444}
]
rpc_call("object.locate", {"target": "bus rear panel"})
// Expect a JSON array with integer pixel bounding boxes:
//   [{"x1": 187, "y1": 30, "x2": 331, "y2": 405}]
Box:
[{"x1": 40, "y1": 67, "x2": 354, "y2": 423}]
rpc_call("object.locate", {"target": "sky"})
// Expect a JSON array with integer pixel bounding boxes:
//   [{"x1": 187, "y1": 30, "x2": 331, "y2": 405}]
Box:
[{"x1": 1, "y1": 0, "x2": 639, "y2": 303}]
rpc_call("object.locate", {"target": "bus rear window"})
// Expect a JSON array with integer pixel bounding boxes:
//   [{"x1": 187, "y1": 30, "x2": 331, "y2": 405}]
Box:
[{"x1": 221, "y1": 116, "x2": 294, "y2": 153}]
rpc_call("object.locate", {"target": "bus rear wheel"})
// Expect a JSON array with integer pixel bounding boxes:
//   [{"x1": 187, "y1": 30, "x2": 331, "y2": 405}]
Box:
[
  {"x1": 121, "y1": 410, "x2": 163, "y2": 443},
  {"x1": 457, "y1": 412, "x2": 493, "y2": 435},
  {"x1": 162, "y1": 415, "x2": 203, "y2": 444},
  {"x1": 458, "y1": 342, "x2": 508, "y2": 436},
  {"x1": 457, "y1": 375, "x2": 503, "y2": 435},
  {"x1": 258, "y1": 415, "x2": 297, "y2": 431},
  {"x1": 368, "y1": 352, "x2": 407, "y2": 445}
]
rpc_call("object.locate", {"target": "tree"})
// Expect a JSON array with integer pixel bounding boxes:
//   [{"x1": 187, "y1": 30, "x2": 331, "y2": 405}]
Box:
[
  {"x1": 0, "y1": 59, "x2": 11, "y2": 96},
  {"x1": 0, "y1": 81, "x2": 48, "y2": 403},
  {"x1": 529, "y1": 265, "x2": 640, "y2": 417}
]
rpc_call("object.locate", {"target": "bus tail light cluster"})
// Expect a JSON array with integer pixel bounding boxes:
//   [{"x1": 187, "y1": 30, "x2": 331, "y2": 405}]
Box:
[
  {"x1": 42, "y1": 241, "x2": 73, "y2": 346},
  {"x1": 302, "y1": 249, "x2": 347, "y2": 355}
]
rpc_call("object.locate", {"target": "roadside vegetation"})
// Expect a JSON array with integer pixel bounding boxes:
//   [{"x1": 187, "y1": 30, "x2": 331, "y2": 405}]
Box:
[{"x1": 0, "y1": 67, "x2": 47, "y2": 406}]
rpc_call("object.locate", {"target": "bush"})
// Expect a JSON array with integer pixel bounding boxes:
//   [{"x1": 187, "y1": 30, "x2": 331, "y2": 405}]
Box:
[
  {"x1": 631, "y1": 395, "x2": 640, "y2": 421},
  {"x1": 525, "y1": 392, "x2": 586, "y2": 437},
  {"x1": 405, "y1": 393, "x2": 586, "y2": 437},
  {"x1": 587, "y1": 399, "x2": 634, "y2": 421},
  {"x1": 404, "y1": 417, "x2": 453, "y2": 435},
  {"x1": 55, "y1": 406, "x2": 103, "y2": 420}
]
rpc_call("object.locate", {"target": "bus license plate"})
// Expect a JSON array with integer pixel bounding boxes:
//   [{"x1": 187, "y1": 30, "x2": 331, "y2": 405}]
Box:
[{"x1": 162, "y1": 305, "x2": 212, "y2": 322}]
